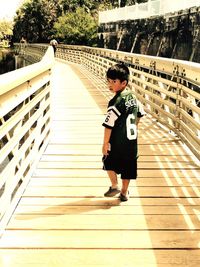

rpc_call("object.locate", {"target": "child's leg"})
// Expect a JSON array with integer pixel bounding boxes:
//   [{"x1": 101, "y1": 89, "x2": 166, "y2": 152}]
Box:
[
  {"x1": 121, "y1": 179, "x2": 130, "y2": 195},
  {"x1": 107, "y1": 170, "x2": 118, "y2": 188}
]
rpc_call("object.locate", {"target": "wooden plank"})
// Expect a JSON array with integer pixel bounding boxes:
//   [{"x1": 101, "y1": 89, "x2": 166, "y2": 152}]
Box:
[
  {"x1": 49, "y1": 137, "x2": 187, "y2": 145},
  {"x1": 50, "y1": 139, "x2": 183, "y2": 145},
  {"x1": 18, "y1": 196, "x2": 200, "y2": 205},
  {"x1": 40, "y1": 154, "x2": 197, "y2": 163},
  {"x1": 0, "y1": 249, "x2": 200, "y2": 267},
  {"x1": 7, "y1": 214, "x2": 200, "y2": 230},
  {"x1": 22, "y1": 186, "x2": 200, "y2": 198},
  {"x1": 48, "y1": 137, "x2": 184, "y2": 145},
  {"x1": 36, "y1": 161, "x2": 199, "y2": 170},
  {"x1": 49, "y1": 138, "x2": 103, "y2": 145},
  {"x1": 44, "y1": 144, "x2": 195, "y2": 156},
  {"x1": 28, "y1": 177, "x2": 200, "y2": 187},
  {"x1": 50, "y1": 127, "x2": 175, "y2": 140},
  {"x1": 14, "y1": 203, "x2": 200, "y2": 215},
  {"x1": 32, "y1": 168, "x2": 200, "y2": 178},
  {"x1": 51, "y1": 106, "x2": 102, "y2": 112},
  {"x1": 0, "y1": 230, "x2": 200, "y2": 249},
  {"x1": 52, "y1": 114, "x2": 104, "y2": 121}
]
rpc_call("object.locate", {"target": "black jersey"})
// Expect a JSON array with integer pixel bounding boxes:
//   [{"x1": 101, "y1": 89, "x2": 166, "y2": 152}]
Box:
[{"x1": 102, "y1": 88, "x2": 145, "y2": 159}]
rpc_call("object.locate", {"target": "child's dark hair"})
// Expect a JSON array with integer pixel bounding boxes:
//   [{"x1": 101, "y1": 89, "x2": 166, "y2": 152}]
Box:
[{"x1": 106, "y1": 63, "x2": 130, "y2": 83}]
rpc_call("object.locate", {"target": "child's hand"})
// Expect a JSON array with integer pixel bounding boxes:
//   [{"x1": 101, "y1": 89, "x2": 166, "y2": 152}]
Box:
[{"x1": 102, "y1": 142, "x2": 111, "y2": 156}]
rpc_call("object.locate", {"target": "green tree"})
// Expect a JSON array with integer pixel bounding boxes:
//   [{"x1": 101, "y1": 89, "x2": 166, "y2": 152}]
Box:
[
  {"x1": 13, "y1": 0, "x2": 62, "y2": 42},
  {"x1": 60, "y1": 0, "x2": 110, "y2": 13},
  {"x1": 53, "y1": 7, "x2": 98, "y2": 45}
]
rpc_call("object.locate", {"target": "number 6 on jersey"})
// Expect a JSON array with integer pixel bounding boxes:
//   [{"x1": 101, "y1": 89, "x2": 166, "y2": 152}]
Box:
[{"x1": 126, "y1": 114, "x2": 137, "y2": 140}]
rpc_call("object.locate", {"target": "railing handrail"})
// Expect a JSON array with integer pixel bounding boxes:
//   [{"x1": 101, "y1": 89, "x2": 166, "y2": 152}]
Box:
[
  {"x1": 0, "y1": 46, "x2": 54, "y2": 95},
  {"x1": 0, "y1": 45, "x2": 54, "y2": 237},
  {"x1": 57, "y1": 44, "x2": 200, "y2": 86}
]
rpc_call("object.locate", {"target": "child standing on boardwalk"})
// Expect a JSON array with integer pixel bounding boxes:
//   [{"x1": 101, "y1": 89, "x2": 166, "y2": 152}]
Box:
[{"x1": 102, "y1": 63, "x2": 145, "y2": 201}]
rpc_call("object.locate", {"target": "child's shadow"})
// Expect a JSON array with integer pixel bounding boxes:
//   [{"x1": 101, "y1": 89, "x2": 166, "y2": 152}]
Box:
[{"x1": 17, "y1": 197, "x2": 121, "y2": 220}]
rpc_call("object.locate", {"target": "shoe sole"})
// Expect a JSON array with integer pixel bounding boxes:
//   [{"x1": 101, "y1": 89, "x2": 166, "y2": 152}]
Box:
[
  {"x1": 119, "y1": 193, "x2": 128, "y2": 201},
  {"x1": 104, "y1": 190, "x2": 120, "y2": 197}
]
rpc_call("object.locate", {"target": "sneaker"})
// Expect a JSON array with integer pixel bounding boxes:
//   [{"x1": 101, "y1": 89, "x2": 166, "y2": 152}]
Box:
[
  {"x1": 119, "y1": 192, "x2": 129, "y2": 202},
  {"x1": 104, "y1": 186, "x2": 120, "y2": 197}
]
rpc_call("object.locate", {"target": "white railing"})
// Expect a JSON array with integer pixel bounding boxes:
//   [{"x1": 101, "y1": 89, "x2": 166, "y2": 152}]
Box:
[
  {"x1": 99, "y1": 0, "x2": 200, "y2": 23},
  {"x1": 14, "y1": 43, "x2": 48, "y2": 65},
  {"x1": 0, "y1": 46, "x2": 54, "y2": 236},
  {"x1": 56, "y1": 45, "x2": 200, "y2": 160}
]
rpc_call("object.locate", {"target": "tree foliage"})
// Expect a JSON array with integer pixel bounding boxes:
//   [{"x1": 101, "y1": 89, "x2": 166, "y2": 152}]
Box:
[
  {"x1": 13, "y1": 0, "x2": 62, "y2": 42},
  {"x1": 60, "y1": 0, "x2": 115, "y2": 13},
  {"x1": 54, "y1": 7, "x2": 97, "y2": 45}
]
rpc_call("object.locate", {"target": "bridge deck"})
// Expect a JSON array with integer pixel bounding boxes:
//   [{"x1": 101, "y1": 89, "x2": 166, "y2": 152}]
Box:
[{"x1": 0, "y1": 60, "x2": 200, "y2": 266}]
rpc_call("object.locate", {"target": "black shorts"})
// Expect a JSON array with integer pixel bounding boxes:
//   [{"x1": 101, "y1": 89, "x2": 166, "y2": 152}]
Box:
[{"x1": 102, "y1": 154, "x2": 137, "y2": 179}]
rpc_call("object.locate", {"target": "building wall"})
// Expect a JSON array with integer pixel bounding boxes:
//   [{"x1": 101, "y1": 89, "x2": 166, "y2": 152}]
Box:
[{"x1": 98, "y1": 6, "x2": 200, "y2": 62}]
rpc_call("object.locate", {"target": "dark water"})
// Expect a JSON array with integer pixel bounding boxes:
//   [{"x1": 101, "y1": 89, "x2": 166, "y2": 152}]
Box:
[{"x1": 0, "y1": 48, "x2": 15, "y2": 74}]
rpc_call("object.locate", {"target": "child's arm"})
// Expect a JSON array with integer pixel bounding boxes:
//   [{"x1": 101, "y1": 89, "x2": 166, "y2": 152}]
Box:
[
  {"x1": 102, "y1": 127, "x2": 112, "y2": 156},
  {"x1": 136, "y1": 100, "x2": 146, "y2": 125},
  {"x1": 136, "y1": 117, "x2": 141, "y2": 125}
]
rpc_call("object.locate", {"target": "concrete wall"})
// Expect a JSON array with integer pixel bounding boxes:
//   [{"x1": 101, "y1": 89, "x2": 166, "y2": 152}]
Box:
[{"x1": 98, "y1": 6, "x2": 200, "y2": 62}]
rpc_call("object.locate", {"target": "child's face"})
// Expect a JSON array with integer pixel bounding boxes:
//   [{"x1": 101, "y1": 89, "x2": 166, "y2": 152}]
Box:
[{"x1": 107, "y1": 78, "x2": 127, "y2": 93}]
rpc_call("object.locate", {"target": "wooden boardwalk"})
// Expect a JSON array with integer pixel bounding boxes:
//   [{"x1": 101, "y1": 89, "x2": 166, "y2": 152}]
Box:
[{"x1": 0, "y1": 60, "x2": 200, "y2": 266}]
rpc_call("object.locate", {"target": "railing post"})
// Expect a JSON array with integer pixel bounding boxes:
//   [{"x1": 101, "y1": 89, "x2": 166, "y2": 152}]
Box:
[{"x1": 171, "y1": 64, "x2": 180, "y2": 133}]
